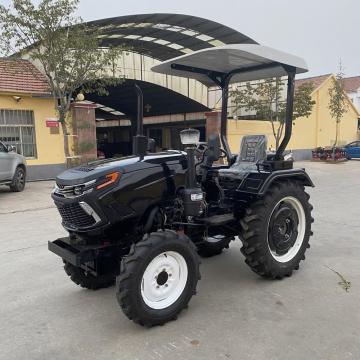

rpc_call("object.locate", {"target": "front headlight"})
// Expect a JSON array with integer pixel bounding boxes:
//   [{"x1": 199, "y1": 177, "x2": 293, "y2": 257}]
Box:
[{"x1": 96, "y1": 171, "x2": 121, "y2": 190}]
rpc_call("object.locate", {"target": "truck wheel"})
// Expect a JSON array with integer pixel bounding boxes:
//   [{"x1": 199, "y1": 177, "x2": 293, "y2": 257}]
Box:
[
  {"x1": 10, "y1": 166, "x2": 26, "y2": 192},
  {"x1": 116, "y1": 230, "x2": 200, "y2": 327},
  {"x1": 240, "y1": 181, "x2": 313, "y2": 279},
  {"x1": 197, "y1": 235, "x2": 231, "y2": 257},
  {"x1": 64, "y1": 262, "x2": 115, "y2": 290}
]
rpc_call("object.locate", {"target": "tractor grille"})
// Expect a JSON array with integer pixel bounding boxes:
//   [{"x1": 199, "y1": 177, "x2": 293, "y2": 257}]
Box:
[
  {"x1": 53, "y1": 180, "x2": 95, "y2": 199},
  {"x1": 55, "y1": 201, "x2": 97, "y2": 229}
]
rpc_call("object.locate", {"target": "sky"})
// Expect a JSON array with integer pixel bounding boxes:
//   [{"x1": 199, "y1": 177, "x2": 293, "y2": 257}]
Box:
[{"x1": 1, "y1": 0, "x2": 359, "y2": 78}]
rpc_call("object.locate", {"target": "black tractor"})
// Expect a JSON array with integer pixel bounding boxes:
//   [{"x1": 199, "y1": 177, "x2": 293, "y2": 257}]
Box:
[{"x1": 49, "y1": 44, "x2": 314, "y2": 327}]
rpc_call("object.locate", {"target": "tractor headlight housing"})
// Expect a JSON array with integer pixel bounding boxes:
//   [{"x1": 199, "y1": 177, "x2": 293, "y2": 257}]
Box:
[{"x1": 96, "y1": 171, "x2": 121, "y2": 190}]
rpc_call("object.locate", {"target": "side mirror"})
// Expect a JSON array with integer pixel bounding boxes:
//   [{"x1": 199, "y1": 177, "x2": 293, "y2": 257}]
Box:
[
  {"x1": 7, "y1": 145, "x2": 16, "y2": 153},
  {"x1": 147, "y1": 138, "x2": 156, "y2": 153},
  {"x1": 207, "y1": 134, "x2": 221, "y2": 162}
]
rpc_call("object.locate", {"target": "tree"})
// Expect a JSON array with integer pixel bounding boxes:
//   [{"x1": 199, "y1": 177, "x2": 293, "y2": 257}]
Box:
[
  {"x1": 0, "y1": 0, "x2": 125, "y2": 164},
  {"x1": 231, "y1": 78, "x2": 315, "y2": 150},
  {"x1": 328, "y1": 64, "x2": 349, "y2": 149}
]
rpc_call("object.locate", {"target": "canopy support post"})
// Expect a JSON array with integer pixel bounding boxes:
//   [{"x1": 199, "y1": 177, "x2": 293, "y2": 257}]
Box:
[
  {"x1": 275, "y1": 66, "x2": 296, "y2": 160},
  {"x1": 220, "y1": 75, "x2": 232, "y2": 163}
]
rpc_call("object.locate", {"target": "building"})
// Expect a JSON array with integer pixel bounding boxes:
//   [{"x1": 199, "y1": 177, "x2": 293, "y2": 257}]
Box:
[
  {"x1": 344, "y1": 76, "x2": 360, "y2": 113},
  {"x1": 1, "y1": 14, "x2": 360, "y2": 180},
  {"x1": 82, "y1": 14, "x2": 257, "y2": 156},
  {"x1": 227, "y1": 74, "x2": 360, "y2": 159},
  {"x1": 2, "y1": 14, "x2": 256, "y2": 178},
  {"x1": 0, "y1": 58, "x2": 65, "y2": 180}
]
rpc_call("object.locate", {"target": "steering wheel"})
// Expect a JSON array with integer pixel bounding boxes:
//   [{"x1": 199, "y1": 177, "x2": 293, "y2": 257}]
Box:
[
  {"x1": 195, "y1": 143, "x2": 208, "y2": 158},
  {"x1": 195, "y1": 143, "x2": 227, "y2": 164}
]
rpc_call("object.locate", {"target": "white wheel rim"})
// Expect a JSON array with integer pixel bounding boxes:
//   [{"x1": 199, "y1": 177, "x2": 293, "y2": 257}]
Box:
[
  {"x1": 141, "y1": 251, "x2": 188, "y2": 310},
  {"x1": 267, "y1": 196, "x2": 306, "y2": 263}
]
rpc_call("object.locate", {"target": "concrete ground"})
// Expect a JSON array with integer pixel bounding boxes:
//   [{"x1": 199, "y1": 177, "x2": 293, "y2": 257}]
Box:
[{"x1": 0, "y1": 160, "x2": 359, "y2": 360}]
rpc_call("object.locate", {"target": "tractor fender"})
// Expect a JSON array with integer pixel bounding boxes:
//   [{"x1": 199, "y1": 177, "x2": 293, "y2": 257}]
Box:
[{"x1": 258, "y1": 169, "x2": 314, "y2": 196}]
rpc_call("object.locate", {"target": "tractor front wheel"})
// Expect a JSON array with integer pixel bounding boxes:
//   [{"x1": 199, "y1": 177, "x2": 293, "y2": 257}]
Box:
[
  {"x1": 240, "y1": 181, "x2": 313, "y2": 279},
  {"x1": 116, "y1": 230, "x2": 200, "y2": 327}
]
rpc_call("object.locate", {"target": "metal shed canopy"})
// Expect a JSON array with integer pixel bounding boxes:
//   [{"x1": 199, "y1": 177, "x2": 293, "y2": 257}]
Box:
[
  {"x1": 87, "y1": 13, "x2": 257, "y2": 61},
  {"x1": 151, "y1": 44, "x2": 308, "y2": 87}
]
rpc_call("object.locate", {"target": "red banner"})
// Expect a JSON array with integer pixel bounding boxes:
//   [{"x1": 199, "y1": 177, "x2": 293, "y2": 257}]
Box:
[{"x1": 46, "y1": 120, "x2": 59, "y2": 128}]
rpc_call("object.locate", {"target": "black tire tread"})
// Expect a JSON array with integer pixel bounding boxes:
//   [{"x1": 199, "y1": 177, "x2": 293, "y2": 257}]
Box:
[
  {"x1": 116, "y1": 230, "x2": 200, "y2": 327},
  {"x1": 240, "y1": 180, "x2": 313, "y2": 280}
]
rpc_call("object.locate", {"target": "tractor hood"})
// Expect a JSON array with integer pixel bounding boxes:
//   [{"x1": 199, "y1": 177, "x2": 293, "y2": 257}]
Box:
[{"x1": 55, "y1": 151, "x2": 185, "y2": 186}]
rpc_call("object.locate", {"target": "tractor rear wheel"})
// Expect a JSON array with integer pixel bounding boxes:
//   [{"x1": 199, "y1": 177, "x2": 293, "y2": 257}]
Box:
[
  {"x1": 240, "y1": 180, "x2": 313, "y2": 279},
  {"x1": 116, "y1": 230, "x2": 200, "y2": 327}
]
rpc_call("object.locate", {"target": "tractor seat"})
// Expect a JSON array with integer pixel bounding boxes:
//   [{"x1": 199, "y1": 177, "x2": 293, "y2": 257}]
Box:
[{"x1": 219, "y1": 135, "x2": 267, "y2": 179}]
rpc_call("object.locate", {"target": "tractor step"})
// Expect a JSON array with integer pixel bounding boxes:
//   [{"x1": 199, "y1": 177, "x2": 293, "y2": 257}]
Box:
[{"x1": 198, "y1": 213, "x2": 235, "y2": 226}]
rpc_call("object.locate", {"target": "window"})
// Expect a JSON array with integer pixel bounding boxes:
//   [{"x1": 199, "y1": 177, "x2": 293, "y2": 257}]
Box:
[
  {"x1": 0, "y1": 110, "x2": 37, "y2": 158},
  {"x1": 0, "y1": 141, "x2": 7, "y2": 153}
]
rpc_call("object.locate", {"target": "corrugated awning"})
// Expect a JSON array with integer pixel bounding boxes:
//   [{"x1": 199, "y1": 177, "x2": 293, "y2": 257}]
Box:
[{"x1": 87, "y1": 13, "x2": 257, "y2": 61}]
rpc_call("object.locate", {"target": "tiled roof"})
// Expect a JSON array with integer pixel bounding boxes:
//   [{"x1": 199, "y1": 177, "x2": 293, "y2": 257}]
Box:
[
  {"x1": 0, "y1": 58, "x2": 51, "y2": 95},
  {"x1": 343, "y1": 76, "x2": 360, "y2": 92},
  {"x1": 295, "y1": 74, "x2": 331, "y2": 92}
]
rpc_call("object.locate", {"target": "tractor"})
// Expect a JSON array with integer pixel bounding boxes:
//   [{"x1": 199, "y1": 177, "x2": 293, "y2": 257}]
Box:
[{"x1": 49, "y1": 43, "x2": 314, "y2": 326}]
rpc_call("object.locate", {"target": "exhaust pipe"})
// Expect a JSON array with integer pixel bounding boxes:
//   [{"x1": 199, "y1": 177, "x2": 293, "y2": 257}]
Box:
[
  {"x1": 134, "y1": 84, "x2": 143, "y2": 136},
  {"x1": 132, "y1": 84, "x2": 147, "y2": 158}
]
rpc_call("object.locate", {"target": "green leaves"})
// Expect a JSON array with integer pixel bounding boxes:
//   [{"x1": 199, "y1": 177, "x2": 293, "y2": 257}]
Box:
[
  {"x1": 0, "y1": 0, "x2": 126, "y2": 106},
  {"x1": 232, "y1": 78, "x2": 286, "y2": 122},
  {"x1": 328, "y1": 71, "x2": 349, "y2": 124},
  {"x1": 231, "y1": 77, "x2": 315, "y2": 149},
  {"x1": 328, "y1": 65, "x2": 349, "y2": 147},
  {"x1": 293, "y1": 82, "x2": 316, "y2": 120},
  {"x1": 0, "y1": 0, "x2": 126, "y2": 159}
]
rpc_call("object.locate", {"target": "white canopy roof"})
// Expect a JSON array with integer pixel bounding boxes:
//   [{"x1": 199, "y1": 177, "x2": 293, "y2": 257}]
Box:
[{"x1": 151, "y1": 44, "x2": 308, "y2": 87}]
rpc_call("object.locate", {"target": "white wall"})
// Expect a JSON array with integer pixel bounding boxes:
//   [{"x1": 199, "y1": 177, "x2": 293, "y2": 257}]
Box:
[{"x1": 347, "y1": 89, "x2": 360, "y2": 113}]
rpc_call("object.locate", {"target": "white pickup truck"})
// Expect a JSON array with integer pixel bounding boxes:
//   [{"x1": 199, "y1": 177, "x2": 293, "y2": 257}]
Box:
[{"x1": 0, "y1": 141, "x2": 26, "y2": 192}]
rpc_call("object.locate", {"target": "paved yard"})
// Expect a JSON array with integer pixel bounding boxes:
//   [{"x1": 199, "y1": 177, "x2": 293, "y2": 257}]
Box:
[{"x1": 0, "y1": 161, "x2": 359, "y2": 360}]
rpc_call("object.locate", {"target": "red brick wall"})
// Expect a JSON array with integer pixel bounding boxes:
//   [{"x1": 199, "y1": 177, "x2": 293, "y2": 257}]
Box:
[
  {"x1": 71, "y1": 103, "x2": 97, "y2": 164},
  {"x1": 205, "y1": 111, "x2": 221, "y2": 140}
]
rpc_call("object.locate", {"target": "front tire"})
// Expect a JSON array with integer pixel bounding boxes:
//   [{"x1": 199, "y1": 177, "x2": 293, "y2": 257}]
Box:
[
  {"x1": 240, "y1": 181, "x2": 313, "y2": 279},
  {"x1": 116, "y1": 230, "x2": 200, "y2": 327},
  {"x1": 10, "y1": 166, "x2": 26, "y2": 192}
]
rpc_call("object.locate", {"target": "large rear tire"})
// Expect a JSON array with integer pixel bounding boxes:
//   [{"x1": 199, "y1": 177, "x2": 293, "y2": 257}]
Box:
[
  {"x1": 64, "y1": 262, "x2": 115, "y2": 290},
  {"x1": 240, "y1": 180, "x2": 313, "y2": 279},
  {"x1": 116, "y1": 230, "x2": 200, "y2": 327}
]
